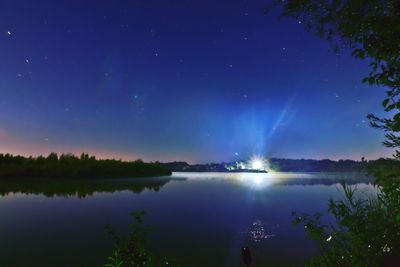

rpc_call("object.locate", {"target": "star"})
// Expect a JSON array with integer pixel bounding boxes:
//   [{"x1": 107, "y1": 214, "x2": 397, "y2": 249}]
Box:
[
  {"x1": 25, "y1": 59, "x2": 30, "y2": 64},
  {"x1": 7, "y1": 31, "x2": 11, "y2": 35}
]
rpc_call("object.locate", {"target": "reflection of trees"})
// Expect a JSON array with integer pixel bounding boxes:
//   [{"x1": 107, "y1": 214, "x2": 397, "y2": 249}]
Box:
[
  {"x1": 0, "y1": 178, "x2": 184, "y2": 198},
  {"x1": 276, "y1": 177, "x2": 374, "y2": 186}
]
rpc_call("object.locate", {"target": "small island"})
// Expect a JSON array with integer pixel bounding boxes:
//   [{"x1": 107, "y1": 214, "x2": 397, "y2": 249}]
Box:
[{"x1": 0, "y1": 153, "x2": 171, "y2": 179}]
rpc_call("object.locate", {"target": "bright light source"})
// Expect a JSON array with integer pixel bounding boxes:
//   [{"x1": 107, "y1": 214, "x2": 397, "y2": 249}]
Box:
[{"x1": 251, "y1": 158, "x2": 264, "y2": 170}]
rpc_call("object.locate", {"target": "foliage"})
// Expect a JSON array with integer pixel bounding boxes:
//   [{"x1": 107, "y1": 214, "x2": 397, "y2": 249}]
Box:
[
  {"x1": 274, "y1": 0, "x2": 400, "y2": 265},
  {"x1": 274, "y1": 0, "x2": 400, "y2": 157},
  {"x1": 267, "y1": 158, "x2": 367, "y2": 172},
  {"x1": 104, "y1": 211, "x2": 179, "y2": 267},
  {"x1": 105, "y1": 250, "x2": 124, "y2": 267},
  {"x1": 292, "y1": 175, "x2": 400, "y2": 266},
  {"x1": 0, "y1": 153, "x2": 171, "y2": 179},
  {"x1": 171, "y1": 158, "x2": 371, "y2": 172}
]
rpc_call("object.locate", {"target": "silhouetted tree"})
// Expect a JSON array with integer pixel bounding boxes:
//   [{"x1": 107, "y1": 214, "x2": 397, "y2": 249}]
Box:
[
  {"x1": 274, "y1": 1, "x2": 400, "y2": 265},
  {"x1": 0, "y1": 153, "x2": 171, "y2": 179},
  {"x1": 273, "y1": 0, "x2": 400, "y2": 157}
]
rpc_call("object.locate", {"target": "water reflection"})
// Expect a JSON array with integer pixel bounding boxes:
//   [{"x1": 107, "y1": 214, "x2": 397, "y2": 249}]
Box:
[
  {"x1": 0, "y1": 172, "x2": 373, "y2": 198},
  {"x1": 0, "y1": 177, "x2": 184, "y2": 198},
  {"x1": 0, "y1": 172, "x2": 376, "y2": 267},
  {"x1": 172, "y1": 171, "x2": 374, "y2": 188},
  {"x1": 244, "y1": 220, "x2": 277, "y2": 242}
]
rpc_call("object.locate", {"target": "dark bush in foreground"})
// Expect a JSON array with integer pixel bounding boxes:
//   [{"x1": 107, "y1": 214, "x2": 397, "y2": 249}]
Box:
[{"x1": 105, "y1": 211, "x2": 180, "y2": 267}]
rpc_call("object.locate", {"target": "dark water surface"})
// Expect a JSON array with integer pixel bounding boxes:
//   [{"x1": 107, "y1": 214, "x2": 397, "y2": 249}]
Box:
[{"x1": 0, "y1": 172, "x2": 375, "y2": 266}]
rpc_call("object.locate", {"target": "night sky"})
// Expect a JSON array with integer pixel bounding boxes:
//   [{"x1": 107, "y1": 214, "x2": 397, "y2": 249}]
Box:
[{"x1": 0, "y1": 0, "x2": 393, "y2": 163}]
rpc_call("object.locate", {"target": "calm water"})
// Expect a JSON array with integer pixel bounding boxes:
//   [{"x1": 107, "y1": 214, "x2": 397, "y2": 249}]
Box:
[{"x1": 0, "y1": 172, "x2": 375, "y2": 267}]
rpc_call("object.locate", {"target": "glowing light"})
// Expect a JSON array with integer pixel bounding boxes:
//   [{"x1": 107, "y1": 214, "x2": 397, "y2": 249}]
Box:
[{"x1": 251, "y1": 157, "x2": 264, "y2": 170}]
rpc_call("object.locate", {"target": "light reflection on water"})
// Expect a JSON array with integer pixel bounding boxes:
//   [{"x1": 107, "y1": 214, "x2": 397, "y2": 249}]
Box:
[
  {"x1": 243, "y1": 220, "x2": 278, "y2": 242},
  {"x1": 172, "y1": 171, "x2": 374, "y2": 189},
  {"x1": 0, "y1": 172, "x2": 375, "y2": 267}
]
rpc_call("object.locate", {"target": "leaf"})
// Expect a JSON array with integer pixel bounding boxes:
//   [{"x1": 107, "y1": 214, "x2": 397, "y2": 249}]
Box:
[
  {"x1": 392, "y1": 122, "x2": 400, "y2": 132},
  {"x1": 382, "y1": 98, "x2": 389, "y2": 108},
  {"x1": 394, "y1": 113, "x2": 400, "y2": 122},
  {"x1": 368, "y1": 77, "x2": 376, "y2": 85},
  {"x1": 396, "y1": 213, "x2": 400, "y2": 223}
]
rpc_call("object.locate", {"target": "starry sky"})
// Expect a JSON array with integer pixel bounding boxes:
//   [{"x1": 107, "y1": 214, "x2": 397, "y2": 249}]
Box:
[{"x1": 0, "y1": 0, "x2": 393, "y2": 163}]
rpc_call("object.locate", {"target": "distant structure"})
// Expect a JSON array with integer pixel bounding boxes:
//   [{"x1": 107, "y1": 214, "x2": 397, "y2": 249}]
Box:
[
  {"x1": 162, "y1": 157, "x2": 376, "y2": 172},
  {"x1": 225, "y1": 157, "x2": 270, "y2": 172}
]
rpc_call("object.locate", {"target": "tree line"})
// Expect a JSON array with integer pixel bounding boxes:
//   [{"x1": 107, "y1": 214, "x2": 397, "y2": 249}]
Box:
[
  {"x1": 0, "y1": 153, "x2": 171, "y2": 179},
  {"x1": 164, "y1": 158, "x2": 400, "y2": 172}
]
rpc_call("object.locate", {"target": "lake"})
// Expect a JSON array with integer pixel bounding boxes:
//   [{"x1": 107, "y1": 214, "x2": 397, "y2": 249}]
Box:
[{"x1": 0, "y1": 172, "x2": 375, "y2": 266}]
